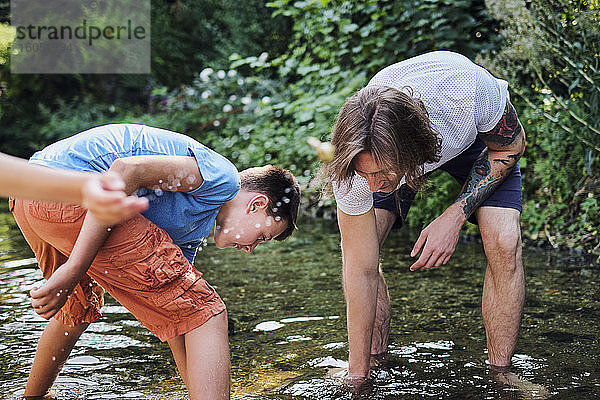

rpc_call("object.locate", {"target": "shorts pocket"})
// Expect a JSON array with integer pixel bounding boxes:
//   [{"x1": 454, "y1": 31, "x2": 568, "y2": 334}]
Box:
[
  {"x1": 157, "y1": 276, "x2": 217, "y2": 319},
  {"x1": 108, "y1": 225, "x2": 192, "y2": 290},
  {"x1": 27, "y1": 200, "x2": 86, "y2": 223}
]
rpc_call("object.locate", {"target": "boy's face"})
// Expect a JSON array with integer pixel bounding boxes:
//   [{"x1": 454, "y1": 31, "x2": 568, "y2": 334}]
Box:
[{"x1": 214, "y1": 194, "x2": 287, "y2": 253}]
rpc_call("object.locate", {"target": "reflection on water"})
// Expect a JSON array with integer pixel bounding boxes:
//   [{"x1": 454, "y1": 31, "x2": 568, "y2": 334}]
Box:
[{"x1": 0, "y1": 204, "x2": 599, "y2": 399}]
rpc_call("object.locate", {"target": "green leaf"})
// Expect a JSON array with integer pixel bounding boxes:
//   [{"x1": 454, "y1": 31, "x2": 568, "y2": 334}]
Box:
[{"x1": 340, "y1": 23, "x2": 359, "y2": 34}]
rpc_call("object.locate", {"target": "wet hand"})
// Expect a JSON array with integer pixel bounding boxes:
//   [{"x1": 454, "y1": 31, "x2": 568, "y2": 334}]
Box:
[
  {"x1": 82, "y1": 173, "x2": 149, "y2": 226},
  {"x1": 410, "y1": 205, "x2": 465, "y2": 271},
  {"x1": 30, "y1": 263, "x2": 81, "y2": 319}
]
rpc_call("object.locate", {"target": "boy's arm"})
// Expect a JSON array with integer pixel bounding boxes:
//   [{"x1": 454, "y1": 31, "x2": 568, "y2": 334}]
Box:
[
  {"x1": 31, "y1": 214, "x2": 111, "y2": 320},
  {"x1": 1, "y1": 153, "x2": 148, "y2": 225},
  {"x1": 108, "y1": 155, "x2": 204, "y2": 194}
]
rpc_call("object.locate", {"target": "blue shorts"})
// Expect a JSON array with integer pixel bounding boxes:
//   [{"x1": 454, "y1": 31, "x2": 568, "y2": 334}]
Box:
[{"x1": 373, "y1": 138, "x2": 523, "y2": 229}]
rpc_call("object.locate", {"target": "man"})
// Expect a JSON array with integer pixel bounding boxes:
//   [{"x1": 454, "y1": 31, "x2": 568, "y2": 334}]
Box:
[
  {"x1": 325, "y1": 51, "x2": 525, "y2": 387},
  {"x1": 10, "y1": 123, "x2": 300, "y2": 399}
]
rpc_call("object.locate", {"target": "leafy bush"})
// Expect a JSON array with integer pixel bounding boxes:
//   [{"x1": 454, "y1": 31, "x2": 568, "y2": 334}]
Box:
[
  {"x1": 146, "y1": 0, "x2": 501, "y2": 212},
  {"x1": 480, "y1": 0, "x2": 599, "y2": 257}
]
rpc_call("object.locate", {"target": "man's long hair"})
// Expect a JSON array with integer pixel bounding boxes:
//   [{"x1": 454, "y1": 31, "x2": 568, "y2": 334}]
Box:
[{"x1": 325, "y1": 85, "x2": 442, "y2": 191}]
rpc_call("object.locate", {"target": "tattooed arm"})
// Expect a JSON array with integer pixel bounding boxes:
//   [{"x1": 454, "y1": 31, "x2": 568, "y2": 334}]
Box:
[
  {"x1": 454, "y1": 100, "x2": 525, "y2": 219},
  {"x1": 409, "y1": 100, "x2": 525, "y2": 271}
]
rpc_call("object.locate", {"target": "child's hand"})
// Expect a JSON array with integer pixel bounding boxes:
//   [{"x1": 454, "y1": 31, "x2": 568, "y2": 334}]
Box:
[
  {"x1": 82, "y1": 173, "x2": 149, "y2": 225},
  {"x1": 30, "y1": 263, "x2": 81, "y2": 320}
]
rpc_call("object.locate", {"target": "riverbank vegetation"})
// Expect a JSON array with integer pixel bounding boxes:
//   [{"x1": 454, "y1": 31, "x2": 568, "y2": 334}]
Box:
[{"x1": 0, "y1": 0, "x2": 597, "y2": 259}]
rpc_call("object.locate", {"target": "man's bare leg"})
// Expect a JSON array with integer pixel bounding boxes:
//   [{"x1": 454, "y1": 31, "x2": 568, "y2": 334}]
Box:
[
  {"x1": 25, "y1": 319, "x2": 89, "y2": 398},
  {"x1": 477, "y1": 207, "x2": 524, "y2": 368},
  {"x1": 184, "y1": 310, "x2": 230, "y2": 400}
]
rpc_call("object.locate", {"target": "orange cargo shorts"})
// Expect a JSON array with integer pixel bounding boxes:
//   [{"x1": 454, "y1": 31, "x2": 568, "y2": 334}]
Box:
[{"x1": 10, "y1": 198, "x2": 226, "y2": 342}]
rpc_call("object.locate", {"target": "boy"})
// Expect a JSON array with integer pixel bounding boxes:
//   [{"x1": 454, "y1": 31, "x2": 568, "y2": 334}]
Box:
[{"x1": 10, "y1": 123, "x2": 300, "y2": 400}]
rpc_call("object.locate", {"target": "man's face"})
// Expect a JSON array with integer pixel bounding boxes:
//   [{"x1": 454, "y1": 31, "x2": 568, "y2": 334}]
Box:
[
  {"x1": 214, "y1": 195, "x2": 287, "y2": 253},
  {"x1": 353, "y1": 151, "x2": 400, "y2": 193}
]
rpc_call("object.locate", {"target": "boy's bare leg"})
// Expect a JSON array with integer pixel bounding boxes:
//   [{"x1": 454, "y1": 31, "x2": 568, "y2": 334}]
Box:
[
  {"x1": 167, "y1": 335, "x2": 189, "y2": 387},
  {"x1": 184, "y1": 311, "x2": 230, "y2": 400},
  {"x1": 25, "y1": 319, "x2": 89, "y2": 398}
]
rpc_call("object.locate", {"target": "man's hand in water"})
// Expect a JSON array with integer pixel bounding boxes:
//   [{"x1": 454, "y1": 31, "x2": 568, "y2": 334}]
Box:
[{"x1": 30, "y1": 262, "x2": 83, "y2": 319}]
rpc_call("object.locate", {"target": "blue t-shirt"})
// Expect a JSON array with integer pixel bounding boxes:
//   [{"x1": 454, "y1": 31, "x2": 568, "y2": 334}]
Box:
[{"x1": 29, "y1": 123, "x2": 240, "y2": 263}]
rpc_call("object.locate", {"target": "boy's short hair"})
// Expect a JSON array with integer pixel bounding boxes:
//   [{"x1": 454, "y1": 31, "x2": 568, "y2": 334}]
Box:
[{"x1": 239, "y1": 165, "x2": 300, "y2": 241}]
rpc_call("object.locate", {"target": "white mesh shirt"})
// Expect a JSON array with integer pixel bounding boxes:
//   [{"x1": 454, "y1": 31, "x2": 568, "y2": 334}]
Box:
[{"x1": 333, "y1": 51, "x2": 510, "y2": 215}]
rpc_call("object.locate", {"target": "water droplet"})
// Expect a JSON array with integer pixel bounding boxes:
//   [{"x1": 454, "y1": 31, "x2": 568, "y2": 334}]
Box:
[
  {"x1": 272, "y1": 207, "x2": 278, "y2": 212},
  {"x1": 235, "y1": 234, "x2": 241, "y2": 239},
  {"x1": 275, "y1": 216, "x2": 281, "y2": 221},
  {"x1": 154, "y1": 189, "x2": 163, "y2": 196},
  {"x1": 56, "y1": 293, "x2": 60, "y2": 297},
  {"x1": 64, "y1": 332, "x2": 69, "y2": 336},
  {"x1": 285, "y1": 187, "x2": 291, "y2": 193},
  {"x1": 104, "y1": 270, "x2": 108, "y2": 274},
  {"x1": 276, "y1": 202, "x2": 282, "y2": 207},
  {"x1": 223, "y1": 229, "x2": 230, "y2": 234},
  {"x1": 283, "y1": 197, "x2": 290, "y2": 203},
  {"x1": 158, "y1": 179, "x2": 163, "y2": 184},
  {"x1": 107, "y1": 227, "x2": 112, "y2": 232},
  {"x1": 255, "y1": 223, "x2": 261, "y2": 228}
]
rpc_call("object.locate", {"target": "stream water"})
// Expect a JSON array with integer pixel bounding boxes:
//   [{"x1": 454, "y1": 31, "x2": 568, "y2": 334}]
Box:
[{"x1": 0, "y1": 203, "x2": 598, "y2": 399}]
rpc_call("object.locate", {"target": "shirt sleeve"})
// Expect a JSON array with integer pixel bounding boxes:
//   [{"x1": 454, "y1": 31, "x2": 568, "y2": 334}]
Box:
[
  {"x1": 187, "y1": 145, "x2": 241, "y2": 205},
  {"x1": 332, "y1": 175, "x2": 374, "y2": 215},
  {"x1": 473, "y1": 67, "x2": 510, "y2": 132}
]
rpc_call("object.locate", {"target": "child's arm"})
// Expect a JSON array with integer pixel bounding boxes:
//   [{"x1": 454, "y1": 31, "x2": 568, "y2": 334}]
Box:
[
  {"x1": 1, "y1": 153, "x2": 148, "y2": 224},
  {"x1": 107, "y1": 155, "x2": 204, "y2": 194},
  {"x1": 30, "y1": 213, "x2": 111, "y2": 320}
]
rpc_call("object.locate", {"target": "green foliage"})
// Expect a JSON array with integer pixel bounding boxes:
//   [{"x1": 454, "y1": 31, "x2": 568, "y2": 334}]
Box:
[
  {"x1": 4, "y1": 0, "x2": 597, "y2": 258},
  {"x1": 480, "y1": 0, "x2": 600, "y2": 257},
  {"x1": 144, "y1": 0, "x2": 499, "y2": 208},
  {"x1": 151, "y1": 0, "x2": 290, "y2": 87},
  {"x1": 0, "y1": 0, "x2": 289, "y2": 157},
  {"x1": 409, "y1": 171, "x2": 462, "y2": 231}
]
